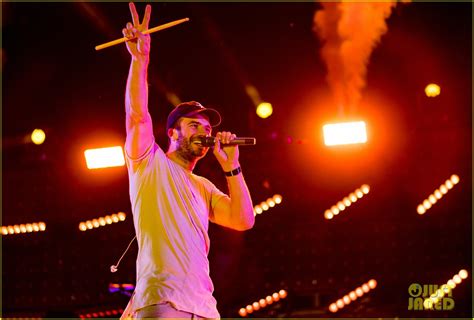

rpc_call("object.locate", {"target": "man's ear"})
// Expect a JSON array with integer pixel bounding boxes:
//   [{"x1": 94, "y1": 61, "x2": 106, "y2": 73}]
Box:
[{"x1": 168, "y1": 128, "x2": 178, "y2": 141}]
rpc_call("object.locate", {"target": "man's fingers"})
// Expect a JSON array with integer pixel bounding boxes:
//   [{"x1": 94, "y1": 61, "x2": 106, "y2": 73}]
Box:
[
  {"x1": 122, "y1": 28, "x2": 129, "y2": 38},
  {"x1": 129, "y1": 2, "x2": 140, "y2": 26},
  {"x1": 215, "y1": 131, "x2": 237, "y2": 145},
  {"x1": 142, "y1": 4, "x2": 152, "y2": 29}
]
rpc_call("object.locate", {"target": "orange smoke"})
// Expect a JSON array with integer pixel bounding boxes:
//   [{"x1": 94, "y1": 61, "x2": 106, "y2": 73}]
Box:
[{"x1": 314, "y1": 2, "x2": 398, "y2": 115}]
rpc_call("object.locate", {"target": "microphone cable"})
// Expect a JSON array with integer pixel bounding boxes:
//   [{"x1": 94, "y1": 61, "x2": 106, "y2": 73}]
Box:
[{"x1": 110, "y1": 235, "x2": 137, "y2": 273}]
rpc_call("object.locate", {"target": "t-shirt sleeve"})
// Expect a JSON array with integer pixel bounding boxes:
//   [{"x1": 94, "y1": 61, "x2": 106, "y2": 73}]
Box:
[
  {"x1": 125, "y1": 139, "x2": 162, "y2": 174},
  {"x1": 198, "y1": 177, "x2": 228, "y2": 219}
]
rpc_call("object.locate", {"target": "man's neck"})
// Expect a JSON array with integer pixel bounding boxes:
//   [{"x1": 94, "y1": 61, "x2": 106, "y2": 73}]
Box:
[{"x1": 166, "y1": 150, "x2": 197, "y2": 172}]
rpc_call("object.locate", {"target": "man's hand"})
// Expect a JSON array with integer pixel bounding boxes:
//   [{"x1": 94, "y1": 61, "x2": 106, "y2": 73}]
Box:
[
  {"x1": 213, "y1": 131, "x2": 240, "y2": 172},
  {"x1": 122, "y1": 2, "x2": 151, "y2": 60}
]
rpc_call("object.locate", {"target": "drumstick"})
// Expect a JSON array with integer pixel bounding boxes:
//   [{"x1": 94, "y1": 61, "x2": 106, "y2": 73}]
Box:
[{"x1": 95, "y1": 18, "x2": 190, "y2": 51}]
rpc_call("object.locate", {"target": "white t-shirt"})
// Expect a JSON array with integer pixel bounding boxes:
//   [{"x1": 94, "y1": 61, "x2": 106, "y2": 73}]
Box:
[{"x1": 124, "y1": 142, "x2": 227, "y2": 318}]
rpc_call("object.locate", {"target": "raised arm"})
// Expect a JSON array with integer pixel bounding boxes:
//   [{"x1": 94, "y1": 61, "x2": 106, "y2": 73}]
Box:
[
  {"x1": 123, "y1": 3, "x2": 154, "y2": 160},
  {"x1": 211, "y1": 132, "x2": 255, "y2": 231}
]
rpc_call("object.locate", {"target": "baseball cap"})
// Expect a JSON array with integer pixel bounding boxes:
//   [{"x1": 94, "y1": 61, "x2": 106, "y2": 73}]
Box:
[{"x1": 166, "y1": 101, "x2": 222, "y2": 131}]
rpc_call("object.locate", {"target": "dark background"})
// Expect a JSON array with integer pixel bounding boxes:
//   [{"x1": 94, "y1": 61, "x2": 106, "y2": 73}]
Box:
[{"x1": 2, "y1": 1, "x2": 472, "y2": 318}]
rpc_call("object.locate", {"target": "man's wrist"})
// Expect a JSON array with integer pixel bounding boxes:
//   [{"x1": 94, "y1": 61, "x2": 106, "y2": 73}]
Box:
[
  {"x1": 224, "y1": 166, "x2": 242, "y2": 177},
  {"x1": 132, "y1": 56, "x2": 149, "y2": 65}
]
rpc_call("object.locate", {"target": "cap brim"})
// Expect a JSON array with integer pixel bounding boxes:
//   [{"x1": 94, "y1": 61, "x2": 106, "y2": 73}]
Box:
[{"x1": 189, "y1": 108, "x2": 222, "y2": 128}]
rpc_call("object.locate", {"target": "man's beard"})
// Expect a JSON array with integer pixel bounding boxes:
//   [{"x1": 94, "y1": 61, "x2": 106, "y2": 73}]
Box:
[{"x1": 176, "y1": 133, "x2": 208, "y2": 162}]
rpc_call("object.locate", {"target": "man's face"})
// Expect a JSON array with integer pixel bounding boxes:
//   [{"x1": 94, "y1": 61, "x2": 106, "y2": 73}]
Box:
[{"x1": 175, "y1": 115, "x2": 212, "y2": 161}]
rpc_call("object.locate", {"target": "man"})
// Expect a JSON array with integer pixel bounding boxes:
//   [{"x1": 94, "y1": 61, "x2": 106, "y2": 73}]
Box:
[{"x1": 120, "y1": 3, "x2": 255, "y2": 319}]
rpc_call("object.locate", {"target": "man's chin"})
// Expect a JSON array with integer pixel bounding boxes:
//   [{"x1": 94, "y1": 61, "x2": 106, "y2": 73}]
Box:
[{"x1": 188, "y1": 143, "x2": 206, "y2": 157}]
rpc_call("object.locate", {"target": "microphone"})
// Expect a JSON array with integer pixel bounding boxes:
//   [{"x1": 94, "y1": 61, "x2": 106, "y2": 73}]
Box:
[{"x1": 197, "y1": 136, "x2": 256, "y2": 147}]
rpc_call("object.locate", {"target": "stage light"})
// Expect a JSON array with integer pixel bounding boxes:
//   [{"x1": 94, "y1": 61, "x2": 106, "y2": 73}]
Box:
[
  {"x1": 78, "y1": 212, "x2": 127, "y2": 231},
  {"x1": 337, "y1": 201, "x2": 345, "y2": 211},
  {"x1": 361, "y1": 184, "x2": 370, "y2": 194},
  {"x1": 267, "y1": 198, "x2": 276, "y2": 207},
  {"x1": 272, "y1": 292, "x2": 280, "y2": 302},
  {"x1": 238, "y1": 290, "x2": 288, "y2": 316},
  {"x1": 439, "y1": 185, "x2": 448, "y2": 194},
  {"x1": 423, "y1": 298, "x2": 432, "y2": 309},
  {"x1": 452, "y1": 275, "x2": 462, "y2": 284},
  {"x1": 79, "y1": 309, "x2": 124, "y2": 318},
  {"x1": 252, "y1": 302, "x2": 260, "y2": 311},
  {"x1": 349, "y1": 291, "x2": 357, "y2": 300},
  {"x1": 425, "y1": 269, "x2": 468, "y2": 308},
  {"x1": 428, "y1": 195, "x2": 437, "y2": 204},
  {"x1": 343, "y1": 197, "x2": 351, "y2": 206},
  {"x1": 368, "y1": 279, "x2": 377, "y2": 289},
  {"x1": 324, "y1": 210, "x2": 334, "y2": 219},
  {"x1": 253, "y1": 194, "x2": 283, "y2": 217},
  {"x1": 422, "y1": 200, "x2": 432, "y2": 209},
  {"x1": 445, "y1": 179, "x2": 453, "y2": 189},
  {"x1": 450, "y1": 174, "x2": 460, "y2": 184},
  {"x1": 31, "y1": 129, "x2": 46, "y2": 145},
  {"x1": 447, "y1": 279, "x2": 456, "y2": 289},
  {"x1": 458, "y1": 269, "x2": 468, "y2": 279},
  {"x1": 238, "y1": 308, "x2": 247, "y2": 317},
  {"x1": 328, "y1": 279, "x2": 377, "y2": 313},
  {"x1": 1, "y1": 222, "x2": 47, "y2": 236},
  {"x1": 324, "y1": 184, "x2": 370, "y2": 220},
  {"x1": 425, "y1": 83, "x2": 441, "y2": 97},
  {"x1": 254, "y1": 205, "x2": 263, "y2": 215},
  {"x1": 256, "y1": 102, "x2": 273, "y2": 119},
  {"x1": 323, "y1": 121, "x2": 367, "y2": 146},
  {"x1": 417, "y1": 205, "x2": 426, "y2": 215},
  {"x1": 118, "y1": 212, "x2": 126, "y2": 221},
  {"x1": 245, "y1": 305, "x2": 253, "y2": 314},
  {"x1": 417, "y1": 174, "x2": 460, "y2": 215},
  {"x1": 84, "y1": 146, "x2": 125, "y2": 169},
  {"x1": 349, "y1": 193, "x2": 357, "y2": 202},
  {"x1": 273, "y1": 194, "x2": 282, "y2": 204},
  {"x1": 362, "y1": 284, "x2": 370, "y2": 293}
]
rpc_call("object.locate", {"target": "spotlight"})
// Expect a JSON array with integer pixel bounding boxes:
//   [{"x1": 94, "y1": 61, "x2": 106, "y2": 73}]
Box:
[
  {"x1": 323, "y1": 121, "x2": 367, "y2": 146},
  {"x1": 84, "y1": 146, "x2": 125, "y2": 169},
  {"x1": 425, "y1": 83, "x2": 441, "y2": 97},
  {"x1": 31, "y1": 129, "x2": 46, "y2": 145},
  {"x1": 256, "y1": 102, "x2": 273, "y2": 119}
]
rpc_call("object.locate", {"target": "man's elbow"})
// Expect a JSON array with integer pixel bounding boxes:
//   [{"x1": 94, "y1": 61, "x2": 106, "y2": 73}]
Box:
[{"x1": 235, "y1": 214, "x2": 255, "y2": 231}]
